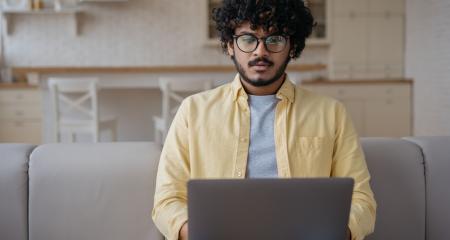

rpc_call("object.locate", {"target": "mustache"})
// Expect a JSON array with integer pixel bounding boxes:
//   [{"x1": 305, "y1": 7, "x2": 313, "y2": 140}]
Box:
[{"x1": 248, "y1": 57, "x2": 274, "y2": 67}]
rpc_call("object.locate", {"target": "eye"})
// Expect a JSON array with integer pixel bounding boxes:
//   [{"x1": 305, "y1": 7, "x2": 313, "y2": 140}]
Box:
[
  {"x1": 240, "y1": 35, "x2": 257, "y2": 44},
  {"x1": 267, "y1": 36, "x2": 285, "y2": 44}
]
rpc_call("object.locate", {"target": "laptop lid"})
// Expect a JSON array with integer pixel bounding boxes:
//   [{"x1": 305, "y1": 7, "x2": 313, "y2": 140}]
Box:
[{"x1": 188, "y1": 178, "x2": 354, "y2": 240}]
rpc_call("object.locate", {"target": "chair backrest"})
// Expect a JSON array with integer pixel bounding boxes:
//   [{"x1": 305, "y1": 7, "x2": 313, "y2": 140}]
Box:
[
  {"x1": 159, "y1": 77, "x2": 214, "y2": 127},
  {"x1": 48, "y1": 78, "x2": 99, "y2": 141}
]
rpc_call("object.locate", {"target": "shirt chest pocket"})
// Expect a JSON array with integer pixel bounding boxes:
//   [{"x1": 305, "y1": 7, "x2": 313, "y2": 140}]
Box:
[{"x1": 294, "y1": 137, "x2": 333, "y2": 176}]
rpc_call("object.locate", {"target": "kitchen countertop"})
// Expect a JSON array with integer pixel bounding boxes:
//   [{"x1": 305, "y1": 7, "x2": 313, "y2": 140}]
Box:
[{"x1": 301, "y1": 78, "x2": 413, "y2": 84}]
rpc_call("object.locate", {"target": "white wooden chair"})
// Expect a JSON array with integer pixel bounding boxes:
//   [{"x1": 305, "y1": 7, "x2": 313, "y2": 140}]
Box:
[
  {"x1": 154, "y1": 77, "x2": 214, "y2": 145},
  {"x1": 48, "y1": 77, "x2": 118, "y2": 143}
]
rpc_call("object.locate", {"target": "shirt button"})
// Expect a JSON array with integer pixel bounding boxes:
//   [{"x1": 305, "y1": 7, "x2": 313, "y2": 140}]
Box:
[{"x1": 237, "y1": 171, "x2": 242, "y2": 177}]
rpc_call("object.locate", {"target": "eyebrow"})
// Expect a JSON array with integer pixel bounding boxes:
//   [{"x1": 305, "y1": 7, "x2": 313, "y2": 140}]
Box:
[
  {"x1": 236, "y1": 30, "x2": 256, "y2": 35},
  {"x1": 235, "y1": 30, "x2": 281, "y2": 37}
]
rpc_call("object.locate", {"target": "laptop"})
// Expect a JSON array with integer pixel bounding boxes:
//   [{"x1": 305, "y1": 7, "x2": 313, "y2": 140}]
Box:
[{"x1": 188, "y1": 178, "x2": 354, "y2": 240}]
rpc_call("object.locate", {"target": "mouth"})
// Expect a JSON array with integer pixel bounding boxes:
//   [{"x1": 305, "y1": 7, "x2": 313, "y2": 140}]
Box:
[{"x1": 250, "y1": 61, "x2": 272, "y2": 72}]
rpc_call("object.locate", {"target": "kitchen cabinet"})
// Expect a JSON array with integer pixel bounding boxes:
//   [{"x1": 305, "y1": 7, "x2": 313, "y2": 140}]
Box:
[
  {"x1": 206, "y1": 0, "x2": 331, "y2": 46},
  {"x1": 301, "y1": 80, "x2": 412, "y2": 137},
  {"x1": 1, "y1": 8, "x2": 82, "y2": 36},
  {"x1": 0, "y1": 85, "x2": 43, "y2": 144},
  {"x1": 330, "y1": 0, "x2": 405, "y2": 80}
]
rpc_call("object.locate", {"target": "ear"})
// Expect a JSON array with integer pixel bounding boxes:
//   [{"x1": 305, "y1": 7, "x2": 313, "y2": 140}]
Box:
[{"x1": 227, "y1": 41, "x2": 234, "y2": 56}]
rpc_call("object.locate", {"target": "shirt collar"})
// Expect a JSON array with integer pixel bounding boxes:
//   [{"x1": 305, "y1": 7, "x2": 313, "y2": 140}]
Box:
[{"x1": 231, "y1": 73, "x2": 295, "y2": 103}]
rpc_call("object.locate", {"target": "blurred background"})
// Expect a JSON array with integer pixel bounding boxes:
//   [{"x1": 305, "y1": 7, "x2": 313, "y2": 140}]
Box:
[{"x1": 0, "y1": 0, "x2": 448, "y2": 144}]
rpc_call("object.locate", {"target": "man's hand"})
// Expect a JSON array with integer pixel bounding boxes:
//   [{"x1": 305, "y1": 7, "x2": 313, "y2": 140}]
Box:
[{"x1": 179, "y1": 222, "x2": 188, "y2": 240}]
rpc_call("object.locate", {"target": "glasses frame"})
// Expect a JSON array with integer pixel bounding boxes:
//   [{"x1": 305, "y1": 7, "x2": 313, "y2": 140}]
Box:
[{"x1": 232, "y1": 33, "x2": 289, "y2": 53}]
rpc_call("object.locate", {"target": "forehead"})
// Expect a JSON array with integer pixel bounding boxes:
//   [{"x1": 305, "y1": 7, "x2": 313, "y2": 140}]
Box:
[{"x1": 234, "y1": 21, "x2": 275, "y2": 36}]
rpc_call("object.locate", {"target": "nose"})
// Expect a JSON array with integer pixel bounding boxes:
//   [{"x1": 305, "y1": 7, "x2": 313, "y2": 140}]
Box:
[{"x1": 252, "y1": 40, "x2": 269, "y2": 58}]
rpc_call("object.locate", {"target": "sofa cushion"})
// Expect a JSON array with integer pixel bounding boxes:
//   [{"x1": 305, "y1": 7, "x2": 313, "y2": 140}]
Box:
[
  {"x1": 405, "y1": 136, "x2": 450, "y2": 240},
  {"x1": 28, "y1": 142, "x2": 163, "y2": 240},
  {"x1": 361, "y1": 138, "x2": 425, "y2": 240},
  {"x1": 0, "y1": 144, "x2": 35, "y2": 240}
]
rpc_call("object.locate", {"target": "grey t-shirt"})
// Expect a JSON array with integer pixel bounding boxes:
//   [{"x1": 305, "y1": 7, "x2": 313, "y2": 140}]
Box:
[{"x1": 246, "y1": 94, "x2": 280, "y2": 178}]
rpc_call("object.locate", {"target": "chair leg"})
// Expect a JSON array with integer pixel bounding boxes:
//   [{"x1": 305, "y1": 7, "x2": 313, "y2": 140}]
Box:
[
  {"x1": 55, "y1": 132, "x2": 61, "y2": 143},
  {"x1": 111, "y1": 120, "x2": 117, "y2": 142},
  {"x1": 154, "y1": 128, "x2": 161, "y2": 145},
  {"x1": 70, "y1": 132, "x2": 76, "y2": 143},
  {"x1": 93, "y1": 133, "x2": 99, "y2": 143}
]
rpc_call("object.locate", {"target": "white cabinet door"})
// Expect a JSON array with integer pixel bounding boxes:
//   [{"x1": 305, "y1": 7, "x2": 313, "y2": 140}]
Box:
[
  {"x1": 0, "y1": 88, "x2": 43, "y2": 144},
  {"x1": 0, "y1": 121, "x2": 42, "y2": 144},
  {"x1": 331, "y1": 14, "x2": 369, "y2": 79},
  {"x1": 332, "y1": 16, "x2": 368, "y2": 63},
  {"x1": 367, "y1": 16, "x2": 404, "y2": 78},
  {"x1": 368, "y1": 0, "x2": 404, "y2": 15},
  {"x1": 333, "y1": 0, "x2": 368, "y2": 17},
  {"x1": 330, "y1": 0, "x2": 405, "y2": 80},
  {"x1": 0, "y1": 89, "x2": 41, "y2": 103},
  {"x1": 364, "y1": 98, "x2": 411, "y2": 137}
]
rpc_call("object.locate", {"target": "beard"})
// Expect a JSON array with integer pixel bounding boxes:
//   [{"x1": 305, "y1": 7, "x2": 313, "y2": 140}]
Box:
[{"x1": 231, "y1": 55, "x2": 291, "y2": 87}]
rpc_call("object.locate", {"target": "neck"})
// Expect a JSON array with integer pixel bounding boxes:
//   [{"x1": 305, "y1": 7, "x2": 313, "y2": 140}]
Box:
[{"x1": 240, "y1": 74, "x2": 286, "y2": 96}]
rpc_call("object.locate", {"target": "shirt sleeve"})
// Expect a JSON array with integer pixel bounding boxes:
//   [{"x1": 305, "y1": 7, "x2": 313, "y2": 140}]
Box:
[
  {"x1": 331, "y1": 102, "x2": 377, "y2": 240},
  {"x1": 152, "y1": 100, "x2": 190, "y2": 240}
]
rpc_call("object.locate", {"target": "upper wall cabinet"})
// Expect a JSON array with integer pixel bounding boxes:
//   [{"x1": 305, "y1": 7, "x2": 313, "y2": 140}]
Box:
[
  {"x1": 305, "y1": 0, "x2": 331, "y2": 46},
  {"x1": 206, "y1": 0, "x2": 331, "y2": 47},
  {"x1": 207, "y1": 0, "x2": 221, "y2": 41},
  {"x1": 78, "y1": 0, "x2": 128, "y2": 2},
  {"x1": 329, "y1": 0, "x2": 405, "y2": 80}
]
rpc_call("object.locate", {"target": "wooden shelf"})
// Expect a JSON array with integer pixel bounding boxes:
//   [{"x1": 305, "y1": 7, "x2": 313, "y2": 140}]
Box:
[
  {"x1": 306, "y1": 38, "x2": 330, "y2": 47},
  {"x1": 204, "y1": 37, "x2": 330, "y2": 49},
  {"x1": 12, "y1": 64, "x2": 327, "y2": 75},
  {"x1": 1, "y1": 8, "x2": 83, "y2": 35},
  {"x1": 301, "y1": 79, "x2": 413, "y2": 85},
  {"x1": 0, "y1": 82, "x2": 38, "y2": 89}
]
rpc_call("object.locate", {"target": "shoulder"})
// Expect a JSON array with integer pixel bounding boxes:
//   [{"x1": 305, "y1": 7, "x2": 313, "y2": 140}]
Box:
[
  {"x1": 182, "y1": 82, "x2": 232, "y2": 107},
  {"x1": 178, "y1": 82, "x2": 233, "y2": 117}
]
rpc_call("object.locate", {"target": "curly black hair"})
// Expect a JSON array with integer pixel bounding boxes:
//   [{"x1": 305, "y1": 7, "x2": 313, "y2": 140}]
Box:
[{"x1": 212, "y1": 0, "x2": 315, "y2": 59}]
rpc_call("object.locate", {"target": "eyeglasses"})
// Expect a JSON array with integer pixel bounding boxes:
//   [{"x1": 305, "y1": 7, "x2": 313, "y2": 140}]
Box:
[{"x1": 233, "y1": 34, "x2": 288, "y2": 53}]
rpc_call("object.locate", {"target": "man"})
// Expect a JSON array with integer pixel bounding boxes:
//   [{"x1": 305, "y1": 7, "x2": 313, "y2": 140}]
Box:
[{"x1": 152, "y1": 1, "x2": 376, "y2": 240}]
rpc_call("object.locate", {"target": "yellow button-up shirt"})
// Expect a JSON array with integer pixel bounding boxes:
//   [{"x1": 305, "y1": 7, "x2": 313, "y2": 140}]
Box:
[{"x1": 152, "y1": 74, "x2": 376, "y2": 240}]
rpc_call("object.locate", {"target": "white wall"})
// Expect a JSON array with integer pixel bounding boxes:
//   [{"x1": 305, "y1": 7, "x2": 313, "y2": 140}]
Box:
[
  {"x1": 2, "y1": 0, "x2": 327, "y2": 67},
  {"x1": 0, "y1": 0, "x2": 328, "y2": 142},
  {"x1": 405, "y1": 0, "x2": 450, "y2": 136}
]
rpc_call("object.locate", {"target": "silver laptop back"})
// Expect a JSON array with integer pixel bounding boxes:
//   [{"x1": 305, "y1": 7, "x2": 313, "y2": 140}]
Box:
[{"x1": 188, "y1": 178, "x2": 354, "y2": 240}]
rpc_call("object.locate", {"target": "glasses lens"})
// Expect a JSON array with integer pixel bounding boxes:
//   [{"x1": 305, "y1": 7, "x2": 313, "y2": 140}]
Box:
[
  {"x1": 236, "y1": 35, "x2": 258, "y2": 52},
  {"x1": 265, "y1": 36, "x2": 287, "y2": 52}
]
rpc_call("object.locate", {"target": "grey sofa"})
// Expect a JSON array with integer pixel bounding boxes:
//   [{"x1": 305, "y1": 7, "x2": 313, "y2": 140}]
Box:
[{"x1": 0, "y1": 137, "x2": 449, "y2": 240}]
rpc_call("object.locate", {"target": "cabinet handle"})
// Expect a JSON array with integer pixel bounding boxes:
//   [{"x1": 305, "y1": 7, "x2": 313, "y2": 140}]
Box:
[
  {"x1": 384, "y1": 11, "x2": 392, "y2": 19},
  {"x1": 16, "y1": 94, "x2": 24, "y2": 100},
  {"x1": 14, "y1": 121, "x2": 24, "y2": 127},
  {"x1": 349, "y1": 11, "x2": 356, "y2": 19}
]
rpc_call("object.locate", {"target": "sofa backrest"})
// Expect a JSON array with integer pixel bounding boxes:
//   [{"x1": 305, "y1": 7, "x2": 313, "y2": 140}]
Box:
[
  {"x1": 361, "y1": 138, "x2": 426, "y2": 240},
  {"x1": 405, "y1": 136, "x2": 450, "y2": 240},
  {"x1": 0, "y1": 144, "x2": 35, "y2": 240},
  {"x1": 2, "y1": 137, "x2": 448, "y2": 240},
  {"x1": 28, "y1": 142, "x2": 163, "y2": 240}
]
